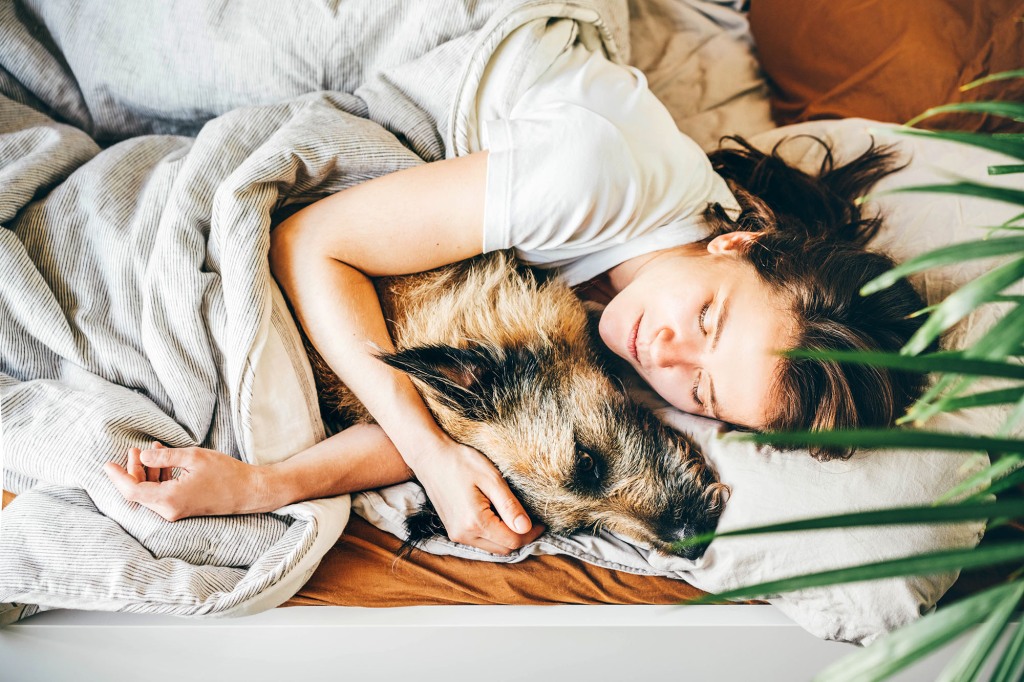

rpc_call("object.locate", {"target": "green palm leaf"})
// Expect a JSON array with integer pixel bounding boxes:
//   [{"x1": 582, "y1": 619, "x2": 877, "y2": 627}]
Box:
[
  {"x1": 936, "y1": 387, "x2": 1024, "y2": 413},
  {"x1": 904, "y1": 306, "x2": 1024, "y2": 424},
  {"x1": 860, "y1": 236, "x2": 1024, "y2": 292},
  {"x1": 1000, "y1": 393, "x2": 1024, "y2": 436},
  {"x1": 992, "y1": 619, "x2": 1024, "y2": 682},
  {"x1": 789, "y1": 70, "x2": 1024, "y2": 682},
  {"x1": 688, "y1": 544, "x2": 1024, "y2": 604},
  {"x1": 888, "y1": 126, "x2": 1024, "y2": 161},
  {"x1": 861, "y1": 238, "x2": 1024, "y2": 295},
  {"x1": 953, "y1": 304, "x2": 1024, "y2": 362},
  {"x1": 936, "y1": 580, "x2": 1024, "y2": 682},
  {"x1": 990, "y1": 164, "x2": 1024, "y2": 176},
  {"x1": 782, "y1": 349, "x2": 1024, "y2": 380},
  {"x1": 669, "y1": 500, "x2": 1020, "y2": 551},
  {"x1": 1002, "y1": 211, "x2": 1024, "y2": 227},
  {"x1": 940, "y1": 454, "x2": 1022, "y2": 504},
  {"x1": 902, "y1": 257, "x2": 1024, "y2": 355},
  {"x1": 900, "y1": 383, "x2": 1022, "y2": 428},
  {"x1": 814, "y1": 581, "x2": 1024, "y2": 682},
  {"x1": 904, "y1": 101, "x2": 1024, "y2": 125},
  {"x1": 901, "y1": 374, "x2": 972, "y2": 426},
  {"x1": 964, "y1": 464, "x2": 1024, "y2": 502},
  {"x1": 740, "y1": 429, "x2": 1024, "y2": 454},
  {"x1": 961, "y1": 70, "x2": 1024, "y2": 91},
  {"x1": 873, "y1": 181, "x2": 1024, "y2": 207}
]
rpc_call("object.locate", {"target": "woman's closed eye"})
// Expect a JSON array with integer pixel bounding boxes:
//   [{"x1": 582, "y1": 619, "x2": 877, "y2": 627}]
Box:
[
  {"x1": 698, "y1": 302, "x2": 710, "y2": 335},
  {"x1": 693, "y1": 301, "x2": 711, "y2": 408}
]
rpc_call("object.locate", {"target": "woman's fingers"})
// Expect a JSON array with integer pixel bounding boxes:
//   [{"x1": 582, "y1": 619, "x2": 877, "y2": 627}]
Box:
[
  {"x1": 471, "y1": 477, "x2": 545, "y2": 552},
  {"x1": 465, "y1": 534, "x2": 520, "y2": 556},
  {"x1": 104, "y1": 461, "x2": 133, "y2": 490},
  {"x1": 127, "y1": 447, "x2": 146, "y2": 482},
  {"x1": 104, "y1": 461, "x2": 187, "y2": 521},
  {"x1": 103, "y1": 462, "x2": 162, "y2": 506},
  {"x1": 139, "y1": 445, "x2": 194, "y2": 471},
  {"x1": 153, "y1": 442, "x2": 173, "y2": 482},
  {"x1": 516, "y1": 518, "x2": 546, "y2": 545},
  {"x1": 146, "y1": 441, "x2": 162, "y2": 482},
  {"x1": 111, "y1": 441, "x2": 184, "y2": 500},
  {"x1": 476, "y1": 507, "x2": 545, "y2": 553},
  {"x1": 122, "y1": 442, "x2": 179, "y2": 483},
  {"x1": 485, "y1": 479, "x2": 532, "y2": 535},
  {"x1": 477, "y1": 474, "x2": 537, "y2": 540}
]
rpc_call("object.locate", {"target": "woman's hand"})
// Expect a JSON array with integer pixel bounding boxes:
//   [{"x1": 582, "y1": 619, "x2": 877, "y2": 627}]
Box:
[
  {"x1": 103, "y1": 442, "x2": 271, "y2": 521},
  {"x1": 410, "y1": 440, "x2": 545, "y2": 555}
]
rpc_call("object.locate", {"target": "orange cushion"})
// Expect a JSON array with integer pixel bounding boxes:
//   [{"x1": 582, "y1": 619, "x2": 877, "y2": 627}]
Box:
[{"x1": 749, "y1": 0, "x2": 1024, "y2": 132}]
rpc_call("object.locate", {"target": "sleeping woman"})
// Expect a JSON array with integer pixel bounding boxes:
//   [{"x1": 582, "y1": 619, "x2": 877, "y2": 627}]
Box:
[{"x1": 104, "y1": 19, "x2": 927, "y2": 555}]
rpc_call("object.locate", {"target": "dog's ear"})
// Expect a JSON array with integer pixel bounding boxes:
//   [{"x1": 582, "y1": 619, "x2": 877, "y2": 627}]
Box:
[{"x1": 379, "y1": 344, "x2": 500, "y2": 420}]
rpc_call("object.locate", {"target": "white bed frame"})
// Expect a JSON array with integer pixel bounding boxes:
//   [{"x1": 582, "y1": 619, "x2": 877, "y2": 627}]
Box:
[{"x1": 0, "y1": 604, "x2": 997, "y2": 681}]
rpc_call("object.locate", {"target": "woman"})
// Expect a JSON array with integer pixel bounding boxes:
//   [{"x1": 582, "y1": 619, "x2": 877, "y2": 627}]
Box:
[{"x1": 104, "y1": 20, "x2": 927, "y2": 555}]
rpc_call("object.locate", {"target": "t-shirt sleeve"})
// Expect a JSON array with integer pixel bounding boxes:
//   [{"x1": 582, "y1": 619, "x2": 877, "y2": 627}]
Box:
[{"x1": 482, "y1": 102, "x2": 644, "y2": 255}]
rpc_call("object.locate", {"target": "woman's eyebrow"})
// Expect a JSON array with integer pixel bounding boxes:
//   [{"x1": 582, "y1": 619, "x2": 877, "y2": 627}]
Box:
[
  {"x1": 711, "y1": 298, "x2": 729, "y2": 352},
  {"x1": 708, "y1": 375, "x2": 720, "y2": 422},
  {"x1": 708, "y1": 298, "x2": 728, "y2": 420}
]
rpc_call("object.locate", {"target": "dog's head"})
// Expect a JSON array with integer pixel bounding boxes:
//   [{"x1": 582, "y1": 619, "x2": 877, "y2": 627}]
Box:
[{"x1": 381, "y1": 340, "x2": 727, "y2": 559}]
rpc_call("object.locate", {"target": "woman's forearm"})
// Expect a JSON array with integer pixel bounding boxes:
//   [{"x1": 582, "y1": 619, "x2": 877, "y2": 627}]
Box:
[
  {"x1": 271, "y1": 220, "x2": 458, "y2": 468},
  {"x1": 268, "y1": 155, "x2": 488, "y2": 470},
  {"x1": 104, "y1": 426, "x2": 413, "y2": 521},
  {"x1": 259, "y1": 423, "x2": 413, "y2": 511}
]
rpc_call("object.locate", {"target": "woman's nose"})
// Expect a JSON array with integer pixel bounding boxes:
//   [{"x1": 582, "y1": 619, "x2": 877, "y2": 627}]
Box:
[{"x1": 649, "y1": 326, "x2": 700, "y2": 369}]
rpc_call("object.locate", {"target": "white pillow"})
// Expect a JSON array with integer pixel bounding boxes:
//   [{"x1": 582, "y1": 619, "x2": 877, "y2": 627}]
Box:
[{"x1": 354, "y1": 118, "x2": 1019, "y2": 645}]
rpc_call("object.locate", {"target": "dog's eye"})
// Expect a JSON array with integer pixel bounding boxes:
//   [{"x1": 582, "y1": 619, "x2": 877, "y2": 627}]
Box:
[
  {"x1": 574, "y1": 448, "x2": 603, "y2": 491},
  {"x1": 578, "y1": 451, "x2": 594, "y2": 472}
]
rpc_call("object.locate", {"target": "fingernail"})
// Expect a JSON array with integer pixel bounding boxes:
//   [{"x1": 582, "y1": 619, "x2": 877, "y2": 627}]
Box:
[{"x1": 514, "y1": 515, "x2": 530, "y2": 533}]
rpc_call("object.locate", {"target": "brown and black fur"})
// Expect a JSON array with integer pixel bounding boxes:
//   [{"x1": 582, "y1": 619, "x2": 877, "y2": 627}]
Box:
[{"x1": 306, "y1": 251, "x2": 727, "y2": 559}]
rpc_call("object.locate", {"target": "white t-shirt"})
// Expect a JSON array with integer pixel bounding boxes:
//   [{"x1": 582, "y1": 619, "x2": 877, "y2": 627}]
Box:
[{"x1": 472, "y1": 19, "x2": 740, "y2": 287}]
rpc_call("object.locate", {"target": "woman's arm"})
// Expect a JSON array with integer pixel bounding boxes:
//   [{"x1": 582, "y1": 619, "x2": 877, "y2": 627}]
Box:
[
  {"x1": 103, "y1": 425, "x2": 416, "y2": 520},
  {"x1": 270, "y1": 154, "x2": 487, "y2": 461},
  {"x1": 269, "y1": 152, "x2": 538, "y2": 554}
]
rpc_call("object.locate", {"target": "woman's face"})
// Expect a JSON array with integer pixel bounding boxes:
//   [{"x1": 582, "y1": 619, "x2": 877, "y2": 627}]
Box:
[{"x1": 598, "y1": 233, "x2": 797, "y2": 429}]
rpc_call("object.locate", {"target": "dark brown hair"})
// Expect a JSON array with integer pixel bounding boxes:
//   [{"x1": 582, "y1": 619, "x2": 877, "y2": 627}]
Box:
[{"x1": 704, "y1": 135, "x2": 930, "y2": 461}]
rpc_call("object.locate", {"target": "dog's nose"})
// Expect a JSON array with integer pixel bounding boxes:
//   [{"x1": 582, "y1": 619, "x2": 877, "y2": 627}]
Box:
[{"x1": 663, "y1": 524, "x2": 713, "y2": 560}]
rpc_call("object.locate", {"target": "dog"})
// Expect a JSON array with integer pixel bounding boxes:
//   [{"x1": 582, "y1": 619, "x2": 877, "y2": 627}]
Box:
[{"x1": 306, "y1": 251, "x2": 727, "y2": 559}]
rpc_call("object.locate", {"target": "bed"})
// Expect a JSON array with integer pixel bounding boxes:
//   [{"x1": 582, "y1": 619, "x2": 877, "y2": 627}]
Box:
[{"x1": 2, "y1": 0, "x2": 1022, "y2": 678}]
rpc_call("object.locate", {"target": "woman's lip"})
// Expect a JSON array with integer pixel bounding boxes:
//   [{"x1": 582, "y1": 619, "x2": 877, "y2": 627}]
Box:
[{"x1": 628, "y1": 315, "x2": 642, "y2": 365}]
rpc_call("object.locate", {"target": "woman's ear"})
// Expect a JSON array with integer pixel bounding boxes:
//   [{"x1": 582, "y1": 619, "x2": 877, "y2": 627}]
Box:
[{"x1": 707, "y1": 231, "x2": 759, "y2": 255}]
